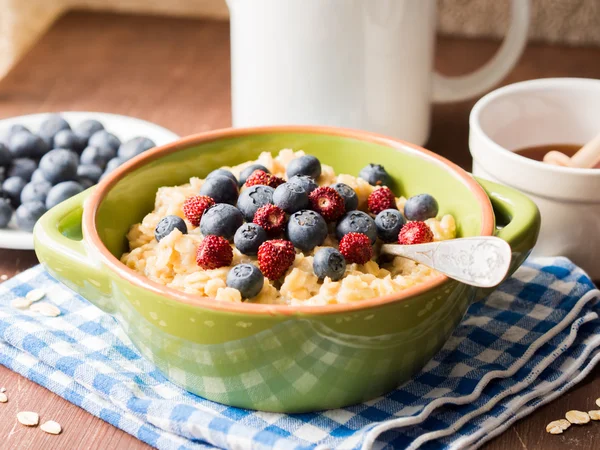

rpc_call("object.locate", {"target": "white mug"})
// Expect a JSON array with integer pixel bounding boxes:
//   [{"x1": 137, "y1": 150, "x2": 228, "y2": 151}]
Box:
[{"x1": 227, "y1": 0, "x2": 530, "y2": 145}]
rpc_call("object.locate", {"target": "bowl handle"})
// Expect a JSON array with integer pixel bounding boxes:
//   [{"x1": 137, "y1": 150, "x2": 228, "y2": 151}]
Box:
[
  {"x1": 474, "y1": 177, "x2": 541, "y2": 300},
  {"x1": 33, "y1": 189, "x2": 115, "y2": 314}
]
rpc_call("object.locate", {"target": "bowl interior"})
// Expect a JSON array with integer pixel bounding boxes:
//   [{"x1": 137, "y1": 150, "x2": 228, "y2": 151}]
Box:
[{"x1": 95, "y1": 131, "x2": 488, "y2": 257}]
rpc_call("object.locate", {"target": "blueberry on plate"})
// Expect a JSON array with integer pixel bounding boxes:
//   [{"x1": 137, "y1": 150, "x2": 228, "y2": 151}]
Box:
[
  {"x1": 330, "y1": 182, "x2": 358, "y2": 211},
  {"x1": 236, "y1": 185, "x2": 274, "y2": 221},
  {"x1": 88, "y1": 130, "x2": 121, "y2": 153},
  {"x1": 0, "y1": 198, "x2": 12, "y2": 228},
  {"x1": 286, "y1": 155, "x2": 321, "y2": 180},
  {"x1": 375, "y1": 209, "x2": 406, "y2": 243},
  {"x1": 403, "y1": 194, "x2": 439, "y2": 221},
  {"x1": 0, "y1": 143, "x2": 11, "y2": 167},
  {"x1": 38, "y1": 114, "x2": 71, "y2": 146},
  {"x1": 77, "y1": 164, "x2": 103, "y2": 184},
  {"x1": 234, "y1": 223, "x2": 268, "y2": 256},
  {"x1": 15, "y1": 201, "x2": 46, "y2": 232},
  {"x1": 155, "y1": 215, "x2": 187, "y2": 241},
  {"x1": 273, "y1": 182, "x2": 309, "y2": 214},
  {"x1": 8, "y1": 158, "x2": 37, "y2": 181},
  {"x1": 226, "y1": 263, "x2": 264, "y2": 299},
  {"x1": 287, "y1": 209, "x2": 328, "y2": 252},
  {"x1": 117, "y1": 137, "x2": 156, "y2": 161},
  {"x1": 73, "y1": 119, "x2": 104, "y2": 142},
  {"x1": 39, "y1": 149, "x2": 79, "y2": 184},
  {"x1": 78, "y1": 178, "x2": 95, "y2": 190},
  {"x1": 0, "y1": 124, "x2": 30, "y2": 146},
  {"x1": 288, "y1": 175, "x2": 318, "y2": 194},
  {"x1": 45, "y1": 181, "x2": 84, "y2": 209},
  {"x1": 2, "y1": 176, "x2": 27, "y2": 207},
  {"x1": 206, "y1": 168, "x2": 238, "y2": 185},
  {"x1": 8, "y1": 131, "x2": 48, "y2": 159},
  {"x1": 20, "y1": 181, "x2": 52, "y2": 204},
  {"x1": 336, "y1": 210, "x2": 377, "y2": 244},
  {"x1": 102, "y1": 157, "x2": 126, "y2": 177},
  {"x1": 52, "y1": 129, "x2": 86, "y2": 153},
  {"x1": 30, "y1": 169, "x2": 48, "y2": 184},
  {"x1": 0, "y1": 166, "x2": 5, "y2": 184},
  {"x1": 313, "y1": 247, "x2": 346, "y2": 281},
  {"x1": 358, "y1": 163, "x2": 391, "y2": 186},
  {"x1": 238, "y1": 164, "x2": 269, "y2": 187},
  {"x1": 80, "y1": 145, "x2": 116, "y2": 170},
  {"x1": 199, "y1": 175, "x2": 239, "y2": 205},
  {"x1": 200, "y1": 203, "x2": 244, "y2": 240}
]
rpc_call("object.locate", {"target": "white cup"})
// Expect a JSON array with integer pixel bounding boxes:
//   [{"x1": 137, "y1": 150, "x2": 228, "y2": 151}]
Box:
[
  {"x1": 470, "y1": 78, "x2": 600, "y2": 278},
  {"x1": 226, "y1": 0, "x2": 530, "y2": 145}
]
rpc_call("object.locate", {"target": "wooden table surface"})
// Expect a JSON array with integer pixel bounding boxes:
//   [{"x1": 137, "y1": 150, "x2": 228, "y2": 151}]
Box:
[{"x1": 1, "y1": 10, "x2": 599, "y2": 450}]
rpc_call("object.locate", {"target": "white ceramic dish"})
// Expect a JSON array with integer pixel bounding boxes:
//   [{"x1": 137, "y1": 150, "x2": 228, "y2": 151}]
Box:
[
  {"x1": 469, "y1": 78, "x2": 600, "y2": 278},
  {"x1": 0, "y1": 111, "x2": 180, "y2": 250}
]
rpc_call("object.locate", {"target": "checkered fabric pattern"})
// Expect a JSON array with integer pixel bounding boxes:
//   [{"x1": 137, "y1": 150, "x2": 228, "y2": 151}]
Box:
[{"x1": 0, "y1": 257, "x2": 598, "y2": 450}]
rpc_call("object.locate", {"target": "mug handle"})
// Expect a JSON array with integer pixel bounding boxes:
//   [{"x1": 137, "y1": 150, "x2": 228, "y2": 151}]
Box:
[
  {"x1": 33, "y1": 188, "x2": 115, "y2": 314},
  {"x1": 433, "y1": 0, "x2": 530, "y2": 103}
]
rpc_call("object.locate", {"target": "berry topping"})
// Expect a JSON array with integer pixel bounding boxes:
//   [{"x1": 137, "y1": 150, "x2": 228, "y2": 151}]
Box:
[
  {"x1": 234, "y1": 223, "x2": 268, "y2": 256},
  {"x1": 199, "y1": 203, "x2": 244, "y2": 240},
  {"x1": 257, "y1": 239, "x2": 296, "y2": 280},
  {"x1": 358, "y1": 163, "x2": 391, "y2": 186},
  {"x1": 226, "y1": 263, "x2": 264, "y2": 299},
  {"x1": 287, "y1": 209, "x2": 328, "y2": 252},
  {"x1": 273, "y1": 182, "x2": 309, "y2": 213},
  {"x1": 286, "y1": 155, "x2": 322, "y2": 179},
  {"x1": 196, "y1": 235, "x2": 233, "y2": 269},
  {"x1": 336, "y1": 210, "x2": 377, "y2": 244},
  {"x1": 309, "y1": 186, "x2": 345, "y2": 222},
  {"x1": 206, "y1": 168, "x2": 238, "y2": 185},
  {"x1": 199, "y1": 175, "x2": 239, "y2": 205},
  {"x1": 253, "y1": 204, "x2": 287, "y2": 236},
  {"x1": 183, "y1": 195, "x2": 215, "y2": 226},
  {"x1": 155, "y1": 215, "x2": 187, "y2": 241},
  {"x1": 118, "y1": 137, "x2": 156, "y2": 161},
  {"x1": 288, "y1": 175, "x2": 318, "y2": 194},
  {"x1": 313, "y1": 247, "x2": 346, "y2": 281},
  {"x1": 236, "y1": 185, "x2": 274, "y2": 221},
  {"x1": 375, "y1": 209, "x2": 406, "y2": 243},
  {"x1": 398, "y1": 221, "x2": 434, "y2": 245},
  {"x1": 238, "y1": 164, "x2": 270, "y2": 187},
  {"x1": 368, "y1": 187, "x2": 397, "y2": 215},
  {"x1": 330, "y1": 182, "x2": 358, "y2": 211},
  {"x1": 244, "y1": 170, "x2": 285, "y2": 189},
  {"x1": 339, "y1": 232, "x2": 373, "y2": 265},
  {"x1": 404, "y1": 194, "x2": 439, "y2": 221}
]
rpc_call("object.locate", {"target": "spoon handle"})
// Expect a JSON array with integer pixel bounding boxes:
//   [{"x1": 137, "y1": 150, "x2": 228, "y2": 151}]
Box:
[{"x1": 380, "y1": 236, "x2": 512, "y2": 288}]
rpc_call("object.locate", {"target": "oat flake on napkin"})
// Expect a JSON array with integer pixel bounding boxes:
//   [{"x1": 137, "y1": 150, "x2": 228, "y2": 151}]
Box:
[{"x1": 0, "y1": 257, "x2": 598, "y2": 450}]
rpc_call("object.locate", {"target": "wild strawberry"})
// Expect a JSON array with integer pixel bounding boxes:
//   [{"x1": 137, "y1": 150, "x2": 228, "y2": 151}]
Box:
[
  {"x1": 253, "y1": 204, "x2": 287, "y2": 236},
  {"x1": 196, "y1": 235, "x2": 233, "y2": 269},
  {"x1": 368, "y1": 187, "x2": 397, "y2": 215},
  {"x1": 339, "y1": 232, "x2": 373, "y2": 264},
  {"x1": 245, "y1": 170, "x2": 285, "y2": 189},
  {"x1": 309, "y1": 186, "x2": 345, "y2": 222},
  {"x1": 398, "y1": 221, "x2": 433, "y2": 245},
  {"x1": 183, "y1": 195, "x2": 215, "y2": 226},
  {"x1": 257, "y1": 239, "x2": 296, "y2": 280}
]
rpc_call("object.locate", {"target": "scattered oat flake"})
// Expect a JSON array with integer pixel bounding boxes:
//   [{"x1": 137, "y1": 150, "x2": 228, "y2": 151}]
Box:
[
  {"x1": 17, "y1": 411, "x2": 39, "y2": 426},
  {"x1": 40, "y1": 420, "x2": 61, "y2": 435},
  {"x1": 0, "y1": 393, "x2": 7, "y2": 403},
  {"x1": 29, "y1": 303, "x2": 61, "y2": 317},
  {"x1": 589, "y1": 410, "x2": 600, "y2": 421},
  {"x1": 11, "y1": 298, "x2": 32, "y2": 309},
  {"x1": 596, "y1": 398, "x2": 600, "y2": 408},
  {"x1": 566, "y1": 410, "x2": 590, "y2": 424},
  {"x1": 0, "y1": 387, "x2": 5, "y2": 392},
  {"x1": 0, "y1": 274, "x2": 7, "y2": 281},
  {"x1": 25, "y1": 289, "x2": 46, "y2": 303},
  {"x1": 546, "y1": 419, "x2": 571, "y2": 434}
]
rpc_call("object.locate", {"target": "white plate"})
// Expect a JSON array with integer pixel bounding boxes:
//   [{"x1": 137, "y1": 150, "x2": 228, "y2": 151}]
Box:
[{"x1": 0, "y1": 111, "x2": 180, "y2": 251}]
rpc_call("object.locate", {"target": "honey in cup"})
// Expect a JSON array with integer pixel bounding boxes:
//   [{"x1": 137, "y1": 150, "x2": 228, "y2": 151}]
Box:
[{"x1": 513, "y1": 144, "x2": 600, "y2": 168}]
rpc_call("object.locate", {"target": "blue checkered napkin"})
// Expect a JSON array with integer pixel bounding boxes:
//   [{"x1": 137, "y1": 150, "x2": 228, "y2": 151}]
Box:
[{"x1": 0, "y1": 258, "x2": 598, "y2": 450}]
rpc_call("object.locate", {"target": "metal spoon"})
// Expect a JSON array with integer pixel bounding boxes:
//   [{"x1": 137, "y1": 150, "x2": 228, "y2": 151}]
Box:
[{"x1": 380, "y1": 236, "x2": 512, "y2": 288}]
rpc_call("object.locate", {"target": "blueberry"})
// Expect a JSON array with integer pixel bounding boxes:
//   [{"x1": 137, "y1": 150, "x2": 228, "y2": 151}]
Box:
[
  {"x1": 313, "y1": 248, "x2": 346, "y2": 281},
  {"x1": 233, "y1": 223, "x2": 268, "y2": 256},
  {"x1": 238, "y1": 164, "x2": 269, "y2": 187},
  {"x1": 0, "y1": 167, "x2": 5, "y2": 184},
  {"x1": 31, "y1": 169, "x2": 48, "y2": 184},
  {"x1": 20, "y1": 181, "x2": 52, "y2": 204},
  {"x1": 15, "y1": 201, "x2": 46, "y2": 232},
  {"x1": 80, "y1": 145, "x2": 116, "y2": 170},
  {"x1": 45, "y1": 181, "x2": 84, "y2": 209},
  {"x1": 286, "y1": 155, "x2": 321, "y2": 179},
  {"x1": 0, "y1": 198, "x2": 12, "y2": 228},
  {"x1": 330, "y1": 183, "x2": 358, "y2": 211},
  {"x1": 288, "y1": 175, "x2": 318, "y2": 194},
  {"x1": 103, "y1": 157, "x2": 125, "y2": 176},
  {"x1": 273, "y1": 182, "x2": 309, "y2": 214},
  {"x1": 73, "y1": 119, "x2": 104, "y2": 142},
  {"x1": 78, "y1": 178, "x2": 95, "y2": 190},
  {"x1": 117, "y1": 137, "x2": 156, "y2": 161},
  {"x1": 207, "y1": 169, "x2": 237, "y2": 185},
  {"x1": 39, "y1": 149, "x2": 79, "y2": 184},
  {"x1": 77, "y1": 164, "x2": 103, "y2": 184},
  {"x1": 155, "y1": 215, "x2": 187, "y2": 241},
  {"x1": 336, "y1": 211, "x2": 377, "y2": 244},
  {"x1": 0, "y1": 143, "x2": 12, "y2": 167},
  {"x1": 200, "y1": 203, "x2": 244, "y2": 240},
  {"x1": 226, "y1": 263, "x2": 264, "y2": 299},
  {"x1": 375, "y1": 209, "x2": 406, "y2": 243},
  {"x1": 1, "y1": 124, "x2": 30, "y2": 146},
  {"x1": 2, "y1": 176, "x2": 27, "y2": 207},
  {"x1": 53, "y1": 129, "x2": 86, "y2": 153},
  {"x1": 404, "y1": 194, "x2": 439, "y2": 221},
  {"x1": 38, "y1": 114, "x2": 70, "y2": 146},
  {"x1": 8, "y1": 158, "x2": 37, "y2": 181},
  {"x1": 236, "y1": 185, "x2": 274, "y2": 221},
  {"x1": 8, "y1": 131, "x2": 48, "y2": 158},
  {"x1": 89, "y1": 130, "x2": 121, "y2": 153},
  {"x1": 199, "y1": 175, "x2": 238, "y2": 205},
  {"x1": 287, "y1": 210, "x2": 328, "y2": 251},
  {"x1": 358, "y1": 163, "x2": 391, "y2": 186}
]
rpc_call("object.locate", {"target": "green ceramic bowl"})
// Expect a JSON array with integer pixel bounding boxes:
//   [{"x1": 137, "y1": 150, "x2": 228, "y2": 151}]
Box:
[{"x1": 33, "y1": 126, "x2": 540, "y2": 413}]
